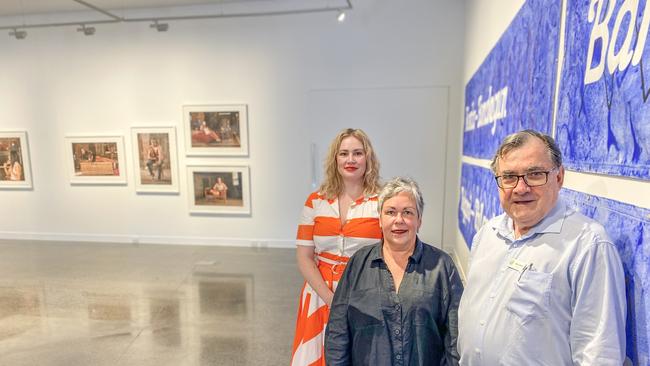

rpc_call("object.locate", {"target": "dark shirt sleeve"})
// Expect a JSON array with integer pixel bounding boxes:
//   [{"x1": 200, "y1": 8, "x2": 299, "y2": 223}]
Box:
[
  {"x1": 325, "y1": 255, "x2": 356, "y2": 366},
  {"x1": 442, "y1": 258, "x2": 463, "y2": 366}
]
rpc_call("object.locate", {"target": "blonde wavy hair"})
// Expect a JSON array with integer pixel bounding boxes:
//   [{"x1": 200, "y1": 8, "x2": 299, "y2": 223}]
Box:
[{"x1": 319, "y1": 128, "x2": 381, "y2": 199}]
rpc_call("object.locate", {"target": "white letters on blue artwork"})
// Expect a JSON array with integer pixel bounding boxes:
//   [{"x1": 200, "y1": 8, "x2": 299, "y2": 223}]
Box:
[
  {"x1": 458, "y1": 164, "x2": 502, "y2": 248},
  {"x1": 459, "y1": 186, "x2": 473, "y2": 225},
  {"x1": 464, "y1": 86, "x2": 509, "y2": 135},
  {"x1": 560, "y1": 0, "x2": 650, "y2": 179},
  {"x1": 585, "y1": 0, "x2": 650, "y2": 84},
  {"x1": 462, "y1": 0, "x2": 558, "y2": 159},
  {"x1": 472, "y1": 198, "x2": 489, "y2": 232},
  {"x1": 459, "y1": 186, "x2": 491, "y2": 233}
]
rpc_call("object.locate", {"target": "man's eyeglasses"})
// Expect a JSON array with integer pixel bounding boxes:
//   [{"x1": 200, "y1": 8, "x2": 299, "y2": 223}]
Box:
[{"x1": 495, "y1": 167, "x2": 558, "y2": 189}]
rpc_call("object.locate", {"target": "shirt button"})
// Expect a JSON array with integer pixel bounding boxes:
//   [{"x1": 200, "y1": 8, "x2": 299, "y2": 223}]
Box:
[
  {"x1": 395, "y1": 329, "x2": 400, "y2": 335},
  {"x1": 480, "y1": 320, "x2": 485, "y2": 326},
  {"x1": 396, "y1": 354, "x2": 401, "y2": 360},
  {"x1": 475, "y1": 348, "x2": 481, "y2": 354}
]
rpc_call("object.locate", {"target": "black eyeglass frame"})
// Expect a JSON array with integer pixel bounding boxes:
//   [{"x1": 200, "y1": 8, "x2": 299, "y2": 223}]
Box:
[{"x1": 494, "y1": 167, "x2": 559, "y2": 189}]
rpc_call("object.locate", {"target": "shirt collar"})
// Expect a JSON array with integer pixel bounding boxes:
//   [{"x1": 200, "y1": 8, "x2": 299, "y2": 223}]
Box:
[
  {"x1": 492, "y1": 199, "x2": 567, "y2": 242},
  {"x1": 352, "y1": 193, "x2": 377, "y2": 206},
  {"x1": 370, "y1": 237, "x2": 424, "y2": 263},
  {"x1": 326, "y1": 192, "x2": 378, "y2": 206}
]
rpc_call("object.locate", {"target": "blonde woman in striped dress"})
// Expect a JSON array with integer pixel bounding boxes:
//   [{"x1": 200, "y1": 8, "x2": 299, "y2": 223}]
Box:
[{"x1": 291, "y1": 128, "x2": 382, "y2": 366}]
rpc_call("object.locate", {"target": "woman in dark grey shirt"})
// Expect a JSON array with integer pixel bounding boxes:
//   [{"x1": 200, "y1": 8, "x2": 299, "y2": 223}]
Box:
[{"x1": 325, "y1": 177, "x2": 463, "y2": 366}]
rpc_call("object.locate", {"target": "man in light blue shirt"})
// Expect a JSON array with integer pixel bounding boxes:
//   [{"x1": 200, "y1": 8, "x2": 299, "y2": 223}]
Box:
[{"x1": 457, "y1": 130, "x2": 626, "y2": 365}]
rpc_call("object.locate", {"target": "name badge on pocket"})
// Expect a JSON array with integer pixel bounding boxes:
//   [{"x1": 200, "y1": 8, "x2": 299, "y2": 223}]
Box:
[{"x1": 507, "y1": 258, "x2": 526, "y2": 272}]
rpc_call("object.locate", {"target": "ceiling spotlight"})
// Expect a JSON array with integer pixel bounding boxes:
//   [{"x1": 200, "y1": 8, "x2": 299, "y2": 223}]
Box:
[
  {"x1": 9, "y1": 29, "x2": 27, "y2": 40},
  {"x1": 150, "y1": 20, "x2": 169, "y2": 32},
  {"x1": 337, "y1": 10, "x2": 346, "y2": 22},
  {"x1": 77, "y1": 25, "x2": 96, "y2": 36}
]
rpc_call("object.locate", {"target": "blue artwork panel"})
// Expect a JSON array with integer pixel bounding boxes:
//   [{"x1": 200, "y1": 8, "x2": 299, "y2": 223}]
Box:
[
  {"x1": 562, "y1": 189, "x2": 650, "y2": 365},
  {"x1": 556, "y1": 0, "x2": 650, "y2": 179},
  {"x1": 463, "y1": 0, "x2": 560, "y2": 159},
  {"x1": 458, "y1": 163, "x2": 502, "y2": 248}
]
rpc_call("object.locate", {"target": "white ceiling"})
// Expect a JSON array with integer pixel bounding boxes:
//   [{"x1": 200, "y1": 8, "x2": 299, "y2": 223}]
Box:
[
  {"x1": 0, "y1": 1, "x2": 280, "y2": 16},
  {"x1": 0, "y1": 0, "x2": 350, "y2": 30},
  {"x1": 0, "y1": 0, "x2": 345, "y2": 17}
]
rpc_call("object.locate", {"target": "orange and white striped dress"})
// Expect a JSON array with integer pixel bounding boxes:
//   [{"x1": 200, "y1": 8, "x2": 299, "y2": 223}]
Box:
[{"x1": 291, "y1": 191, "x2": 382, "y2": 366}]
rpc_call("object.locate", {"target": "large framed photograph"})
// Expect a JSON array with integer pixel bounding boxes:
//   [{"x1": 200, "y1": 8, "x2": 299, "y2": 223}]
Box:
[
  {"x1": 0, "y1": 131, "x2": 33, "y2": 189},
  {"x1": 187, "y1": 165, "x2": 250, "y2": 215},
  {"x1": 131, "y1": 126, "x2": 179, "y2": 193},
  {"x1": 65, "y1": 135, "x2": 127, "y2": 185},
  {"x1": 182, "y1": 104, "x2": 248, "y2": 156}
]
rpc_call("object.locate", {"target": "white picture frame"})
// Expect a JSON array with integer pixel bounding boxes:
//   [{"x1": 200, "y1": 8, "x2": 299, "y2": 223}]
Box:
[
  {"x1": 0, "y1": 131, "x2": 33, "y2": 189},
  {"x1": 64, "y1": 135, "x2": 127, "y2": 185},
  {"x1": 131, "y1": 126, "x2": 179, "y2": 193},
  {"x1": 187, "y1": 165, "x2": 251, "y2": 215},
  {"x1": 182, "y1": 104, "x2": 249, "y2": 156}
]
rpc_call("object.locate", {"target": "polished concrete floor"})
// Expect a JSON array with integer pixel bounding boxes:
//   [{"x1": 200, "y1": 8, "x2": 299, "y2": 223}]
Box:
[{"x1": 0, "y1": 239, "x2": 303, "y2": 366}]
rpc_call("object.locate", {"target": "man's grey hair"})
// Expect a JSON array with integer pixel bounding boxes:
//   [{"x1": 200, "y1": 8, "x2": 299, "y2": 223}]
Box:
[
  {"x1": 490, "y1": 129, "x2": 563, "y2": 173},
  {"x1": 378, "y1": 177, "x2": 424, "y2": 218}
]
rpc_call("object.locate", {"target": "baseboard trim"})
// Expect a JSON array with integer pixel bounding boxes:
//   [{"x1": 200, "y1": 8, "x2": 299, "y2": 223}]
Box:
[{"x1": 0, "y1": 231, "x2": 295, "y2": 249}]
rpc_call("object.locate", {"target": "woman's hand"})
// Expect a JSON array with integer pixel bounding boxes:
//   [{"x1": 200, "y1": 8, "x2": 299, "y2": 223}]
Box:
[{"x1": 296, "y1": 246, "x2": 335, "y2": 305}]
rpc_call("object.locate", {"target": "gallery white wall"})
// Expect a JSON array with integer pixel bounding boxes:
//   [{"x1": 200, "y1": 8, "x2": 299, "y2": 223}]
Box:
[{"x1": 0, "y1": 0, "x2": 464, "y2": 249}]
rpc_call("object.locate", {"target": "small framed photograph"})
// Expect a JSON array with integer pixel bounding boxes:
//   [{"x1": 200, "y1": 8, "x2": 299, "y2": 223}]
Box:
[
  {"x1": 0, "y1": 131, "x2": 33, "y2": 189},
  {"x1": 187, "y1": 165, "x2": 251, "y2": 215},
  {"x1": 182, "y1": 104, "x2": 248, "y2": 156},
  {"x1": 131, "y1": 126, "x2": 179, "y2": 193},
  {"x1": 65, "y1": 135, "x2": 127, "y2": 185}
]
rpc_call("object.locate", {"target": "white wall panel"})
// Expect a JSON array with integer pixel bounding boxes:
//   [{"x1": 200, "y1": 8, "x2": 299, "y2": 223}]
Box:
[{"x1": 0, "y1": 0, "x2": 464, "y2": 248}]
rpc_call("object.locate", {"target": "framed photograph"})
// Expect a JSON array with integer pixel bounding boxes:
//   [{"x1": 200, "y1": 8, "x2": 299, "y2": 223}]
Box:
[
  {"x1": 187, "y1": 165, "x2": 250, "y2": 215},
  {"x1": 131, "y1": 126, "x2": 179, "y2": 193},
  {"x1": 182, "y1": 104, "x2": 248, "y2": 156},
  {"x1": 0, "y1": 131, "x2": 32, "y2": 189},
  {"x1": 65, "y1": 135, "x2": 127, "y2": 185}
]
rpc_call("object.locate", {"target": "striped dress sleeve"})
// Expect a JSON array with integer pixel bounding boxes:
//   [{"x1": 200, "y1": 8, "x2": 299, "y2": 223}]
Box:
[{"x1": 296, "y1": 192, "x2": 320, "y2": 247}]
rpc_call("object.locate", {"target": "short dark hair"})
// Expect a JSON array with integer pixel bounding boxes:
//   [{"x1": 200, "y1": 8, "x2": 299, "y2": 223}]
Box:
[{"x1": 490, "y1": 129, "x2": 562, "y2": 173}]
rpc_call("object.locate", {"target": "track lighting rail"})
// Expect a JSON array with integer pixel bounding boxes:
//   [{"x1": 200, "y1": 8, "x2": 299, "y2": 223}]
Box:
[{"x1": 0, "y1": 0, "x2": 352, "y2": 33}]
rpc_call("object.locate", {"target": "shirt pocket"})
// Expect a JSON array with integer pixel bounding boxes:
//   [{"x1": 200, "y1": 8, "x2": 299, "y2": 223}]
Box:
[
  {"x1": 410, "y1": 289, "x2": 438, "y2": 328},
  {"x1": 505, "y1": 271, "x2": 552, "y2": 322}
]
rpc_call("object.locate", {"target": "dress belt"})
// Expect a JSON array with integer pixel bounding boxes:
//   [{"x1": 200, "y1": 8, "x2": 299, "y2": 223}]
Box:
[{"x1": 316, "y1": 253, "x2": 349, "y2": 276}]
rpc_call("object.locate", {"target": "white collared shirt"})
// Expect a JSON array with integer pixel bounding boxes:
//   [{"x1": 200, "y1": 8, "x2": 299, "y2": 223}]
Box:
[{"x1": 458, "y1": 199, "x2": 626, "y2": 365}]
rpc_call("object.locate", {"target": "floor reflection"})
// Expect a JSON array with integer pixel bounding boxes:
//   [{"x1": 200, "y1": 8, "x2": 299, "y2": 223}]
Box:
[
  {"x1": 87, "y1": 294, "x2": 132, "y2": 322},
  {"x1": 0, "y1": 240, "x2": 302, "y2": 366},
  {"x1": 151, "y1": 297, "x2": 181, "y2": 347},
  {"x1": 196, "y1": 273, "x2": 253, "y2": 318},
  {"x1": 0, "y1": 287, "x2": 41, "y2": 319},
  {"x1": 0, "y1": 286, "x2": 42, "y2": 343},
  {"x1": 201, "y1": 335, "x2": 249, "y2": 365}
]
